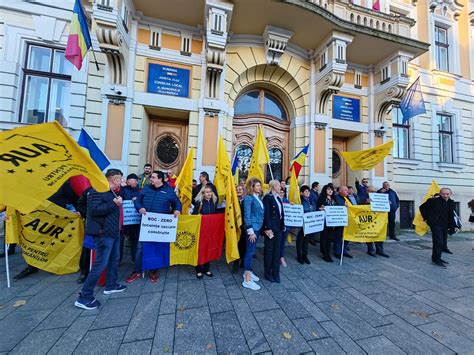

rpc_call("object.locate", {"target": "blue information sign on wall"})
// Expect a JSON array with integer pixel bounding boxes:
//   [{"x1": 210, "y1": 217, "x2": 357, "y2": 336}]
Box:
[
  {"x1": 333, "y1": 95, "x2": 360, "y2": 122},
  {"x1": 147, "y1": 63, "x2": 190, "y2": 97}
]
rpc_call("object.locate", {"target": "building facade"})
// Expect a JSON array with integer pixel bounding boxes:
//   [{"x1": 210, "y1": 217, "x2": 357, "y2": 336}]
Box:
[{"x1": 0, "y1": 0, "x2": 473, "y2": 228}]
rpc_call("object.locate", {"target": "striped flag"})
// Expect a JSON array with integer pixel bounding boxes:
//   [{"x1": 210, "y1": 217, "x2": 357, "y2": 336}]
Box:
[
  {"x1": 65, "y1": 0, "x2": 92, "y2": 70},
  {"x1": 289, "y1": 144, "x2": 309, "y2": 178}
]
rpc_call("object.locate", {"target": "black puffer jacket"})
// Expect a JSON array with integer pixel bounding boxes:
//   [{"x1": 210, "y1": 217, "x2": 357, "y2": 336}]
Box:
[{"x1": 85, "y1": 188, "x2": 124, "y2": 237}]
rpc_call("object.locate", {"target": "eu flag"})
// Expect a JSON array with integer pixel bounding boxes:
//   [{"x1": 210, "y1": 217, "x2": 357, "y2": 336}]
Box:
[
  {"x1": 77, "y1": 128, "x2": 110, "y2": 171},
  {"x1": 400, "y1": 77, "x2": 426, "y2": 123}
]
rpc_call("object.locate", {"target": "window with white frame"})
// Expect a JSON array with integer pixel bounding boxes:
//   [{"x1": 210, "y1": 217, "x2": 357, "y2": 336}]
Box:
[
  {"x1": 437, "y1": 113, "x2": 454, "y2": 163},
  {"x1": 181, "y1": 35, "x2": 191, "y2": 55},
  {"x1": 121, "y1": 1, "x2": 129, "y2": 31},
  {"x1": 400, "y1": 60, "x2": 408, "y2": 76},
  {"x1": 320, "y1": 50, "x2": 327, "y2": 70},
  {"x1": 20, "y1": 44, "x2": 72, "y2": 125},
  {"x1": 393, "y1": 108, "x2": 410, "y2": 159},
  {"x1": 355, "y1": 71, "x2": 362, "y2": 88},
  {"x1": 435, "y1": 25, "x2": 449, "y2": 71},
  {"x1": 336, "y1": 44, "x2": 344, "y2": 62},
  {"x1": 150, "y1": 28, "x2": 161, "y2": 49},
  {"x1": 381, "y1": 65, "x2": 390, "y2": 82},
  {"x1": 211, "y1": 11, "x2": 224, "y2": 34}
]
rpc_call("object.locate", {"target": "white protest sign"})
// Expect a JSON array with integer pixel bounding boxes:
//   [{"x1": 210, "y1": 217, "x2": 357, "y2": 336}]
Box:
[
  {"x1": 369, "y1": 193, "x2": 390, "y2": 212},
  {"x1": 303, "y1": 211, "x2": 325, "y2": 235},
  {"x1": 283, "y1": 204, "x2": 304, "y2": 227},
  {"x1": 123, "y1": 200, "x2": 141, "y2": 225},
  {"x1": 139, "y1": 212, "x2": 178, "y2": 242},
  {"x1": 325, "y1": 206, "x2": 348, "y2": 227}
]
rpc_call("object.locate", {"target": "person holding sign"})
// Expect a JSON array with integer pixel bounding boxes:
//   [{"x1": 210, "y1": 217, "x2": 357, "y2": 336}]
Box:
[
  {"x1": 317, "y1": 185, "x2": 337, "y2": 262},
  {"x1": 242, "y1": 178, "x2": 264, "y2": 291},
  {"x1": 377, "y1": 181, "x2": 400, "y2": 241},
  {"x1": 192, "y1": 186, "x2": 218, "y2": 278},
  {"x1": 123, "y1": 174, "x2": 141, "y2": 264},
  {"x1": 127, "y1": 171, "x2": 181, "y2": 284},
  {"x1": 365, "y1": 186, "x2": 390, "y2": 258},
  {"x1": 262, "y1": 180, "x2": 285, "y2": 283},
  {"x1": 296, "y1": 185, "x2": 317, "y2": 265}
]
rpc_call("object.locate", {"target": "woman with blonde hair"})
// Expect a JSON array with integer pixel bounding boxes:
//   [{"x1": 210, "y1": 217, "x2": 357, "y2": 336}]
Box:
[
  {"x1": 262, "y1": 180, "x2": 285, "y2": 282},
  {"x1": 193, "y1": 185, "x2": 218, "y2": 278},
  {"x1": 242, "y1": 177, "x2": 264, "y2": 290}
]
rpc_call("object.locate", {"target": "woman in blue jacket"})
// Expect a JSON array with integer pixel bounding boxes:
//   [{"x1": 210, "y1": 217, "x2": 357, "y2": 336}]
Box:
[
  {"x1": 296, "y1": 185, "x2": 317, "y2": 264},
  {"x1": 242, "y1": 177, "x2": 264, "y2": 291},
  {"x1": 193, "y1": 186, "x2": 218, "y2": 278}
]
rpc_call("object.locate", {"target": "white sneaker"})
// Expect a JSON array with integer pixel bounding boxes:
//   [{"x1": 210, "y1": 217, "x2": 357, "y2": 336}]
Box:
[
  {"x1": 242, "y1": 280, "x2": 261, "y2": 291},
  {"x1": 280, "y1": 257, "x2": 287, "y2": 267},
  {"x1": 242, "y1": 272, "x2": 260, "y2": 282}
]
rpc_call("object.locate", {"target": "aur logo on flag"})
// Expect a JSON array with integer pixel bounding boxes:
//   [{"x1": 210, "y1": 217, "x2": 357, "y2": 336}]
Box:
[
  {"x1": 174, "y1": 230, "x2": 197, "y2": 250},
  {"x1": 343, "y1": 205, "x2": 388, "y2": 242}
]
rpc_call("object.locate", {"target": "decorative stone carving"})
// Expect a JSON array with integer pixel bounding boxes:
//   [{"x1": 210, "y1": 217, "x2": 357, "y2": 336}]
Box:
[
  {"x1": 429, "y1": 0, "x2": 464, "y2": 20},
  {"x1": 263, "y1": 25, "x2": 293, "y2": 66}
]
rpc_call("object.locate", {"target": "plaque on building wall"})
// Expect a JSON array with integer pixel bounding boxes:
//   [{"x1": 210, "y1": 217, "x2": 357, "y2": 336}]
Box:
[
  {"x1": 332, "y1": 95, "x2": 360, "y2": 122},
  {"x1": 147, "y1": 63, "x2": 190, "y2": 97}
]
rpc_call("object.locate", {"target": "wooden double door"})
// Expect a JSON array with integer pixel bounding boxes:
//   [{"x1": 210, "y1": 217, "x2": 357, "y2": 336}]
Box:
[
  {"x1": 232, "y1": 116, "x2": 289, "y2": 182},
  {"x1": 147, "y1": 118, "x2": 188, "y2": 174}
]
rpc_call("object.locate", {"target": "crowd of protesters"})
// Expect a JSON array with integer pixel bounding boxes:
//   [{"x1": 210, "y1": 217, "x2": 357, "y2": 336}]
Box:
[{"x1": 0, "y1": 163, "x2": 463, "y2": 310}]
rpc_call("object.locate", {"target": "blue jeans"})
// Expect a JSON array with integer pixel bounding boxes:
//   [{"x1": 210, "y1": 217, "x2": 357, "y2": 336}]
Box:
[
  {"x1": 244, "y1": 230, "x2": 260, "y2": 271},
  {"x1": 79, "y1": 236, "x2": 120, "y2": 302}
]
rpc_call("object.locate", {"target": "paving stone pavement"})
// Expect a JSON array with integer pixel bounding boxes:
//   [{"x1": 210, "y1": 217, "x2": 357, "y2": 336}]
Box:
[{"x1": 1, "y1": 233, "x2": 474, "y2": 354}]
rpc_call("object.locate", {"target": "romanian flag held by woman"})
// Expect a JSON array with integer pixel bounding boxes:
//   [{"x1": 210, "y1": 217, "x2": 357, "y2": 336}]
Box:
[{"x1": 65, "y1": 0, "x2": 92, "y2": 70}]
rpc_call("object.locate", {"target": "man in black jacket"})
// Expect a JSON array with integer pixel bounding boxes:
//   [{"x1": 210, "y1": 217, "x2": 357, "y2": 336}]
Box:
[
  {"x1": 419, "y1": 188, "x2": 457, "y2": 268},
  {"x1": 75, "y1": 169, "x2": 127, "y2": 310}
]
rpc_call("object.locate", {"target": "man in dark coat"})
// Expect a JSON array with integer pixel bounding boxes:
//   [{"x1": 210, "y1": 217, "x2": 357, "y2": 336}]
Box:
[
  {"x1": 75, "y1": 169, "x2": 127, "y2": 310},
  {"x1": 419, "y1": 188, "x2": 457, "y2": 268}
]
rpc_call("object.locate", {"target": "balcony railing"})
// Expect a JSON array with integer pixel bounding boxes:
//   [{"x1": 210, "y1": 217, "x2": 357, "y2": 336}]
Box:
[{"x1": 307, "y1": 0, "x2": 416, "y2": 37}]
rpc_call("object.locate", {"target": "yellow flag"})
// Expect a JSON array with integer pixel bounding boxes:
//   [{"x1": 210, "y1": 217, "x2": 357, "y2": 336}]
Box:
[
  {"x1": 341, "y1": 140, "x2": 393, "y2": 171},
  {"x1": 0, "y1": 121, "x2": 109, "y2": 214},
  {"x1": 247, "y1": 126, "x2": 270, "y2": 183},
  {"x1": 288, "y1": 166, "x2": 301, "y2": 205},
  {"x1": 175, "y1": 148, "x2": 194, "y2": 214},
  {"x1": 225, "y1": 169, "x2": 242, "y2": 263},
  {"x1": 413, "y1": 180, "x2": 440, "y2": 236},
  {"x1": 214, "y1": 136, "x2": 231, "y2": 204},
  {"x1": 343, "y1": 204, "x2": 387, "y2": 242},
  {"x1": 6, "y1": 200, "x2": 84, "y2": 274},
  {"x1": 170, "y1": 215, "x2": 201, "y2": 266}
]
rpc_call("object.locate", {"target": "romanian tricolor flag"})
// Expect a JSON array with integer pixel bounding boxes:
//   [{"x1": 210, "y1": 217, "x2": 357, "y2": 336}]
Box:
[
  {"x1": 141, "y1": 214, "x2": 225, "y2": 270},
  {"x1": 290, "y1": 144, "x2": 309, "y2": 178},
  {"x1": 65, "y1": 0, "x2": 92, "y2": 70}
]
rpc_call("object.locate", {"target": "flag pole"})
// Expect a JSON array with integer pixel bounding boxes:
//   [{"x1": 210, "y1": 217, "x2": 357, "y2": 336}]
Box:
[
  {"x1": 268, "y1": 163, "x2": 274, "y2": 181},
  {"x1": 91, "y1": 48, "x2": 100, "y2": 71},
  {"x1": 339, "y1": 239, "x2": 344, "y2": 266},
  {"x1": 5, "y1": 243, "x2": 11, "y2": 288}
]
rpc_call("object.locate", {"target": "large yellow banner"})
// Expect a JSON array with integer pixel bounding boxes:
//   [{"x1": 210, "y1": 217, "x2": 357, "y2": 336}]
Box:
[
  {"x1": 170, "y1": 215, "x2": 201, "y2": 266},
  {"x1": 341, "y1": 140, "x2": 393, "y2": 171},
  {"x1": 6, "y1": 201, "x2": 84, "y2": 274},
  {"x1": 343, "y1": 205, "x2": 387, "y2": 242},
  {"x1": 0, "y1": 121, "x2": 109, "y2": 214}
]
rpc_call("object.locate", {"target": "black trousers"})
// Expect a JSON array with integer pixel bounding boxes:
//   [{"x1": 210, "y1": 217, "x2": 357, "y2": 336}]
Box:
[
  {"x1": 264, "y1": 230, "x2": 282, "y2": 279},
  {"x1": 320, "y1": 227, "x2": 335, "y2": 258},
  {"x1": 296, "y1": 228, "x2": 309, "y2": 259},
  {"x1": 79, "y1": 247, "x2": 91, "y2": 276},
  {"x1": 238, "y1": 230, "x2": 247, "y2": 267},
  {"x1": 388, "y1": 211, "x2": 396, "y2": 239},
  {"x1": 196, "y1": 262, "x2": 210, "y2": 274},
  {"x1": 124, "y1": 224, "x2": 140, "y2": 263},
  {"x1": 367, "y1": 242, "x2": 384, "y2": 253},
  {"x1": 430, "y1": 225, "x2": 447, "y2": 263}
]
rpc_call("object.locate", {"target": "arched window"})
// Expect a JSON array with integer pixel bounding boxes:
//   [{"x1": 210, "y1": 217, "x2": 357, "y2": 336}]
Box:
[
  {"x1": 266, "y1": 148, "x2": 283, "y2": 182},
  {"x1": 235, "y1": 89, "x2": 288, "y2": 120},
  {"x1": 234, "y1": 144, "x2": 253, "y2": 181}
]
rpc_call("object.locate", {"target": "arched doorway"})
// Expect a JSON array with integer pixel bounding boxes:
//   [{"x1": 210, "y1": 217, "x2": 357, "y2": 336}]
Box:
[{"x1": 232, "y1": 88, "x2": 290, "y2": 183}]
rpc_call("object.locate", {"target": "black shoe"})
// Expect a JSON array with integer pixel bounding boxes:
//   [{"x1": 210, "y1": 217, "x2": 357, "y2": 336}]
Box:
[
  {"x1": 297, "y1": 257, "x2": 305, "y2": 264},
  {"x1": 443, "y1": 249, "x2": 453, "y2": 254},
  {"x1": 273, "y1": 276, "x2": 281, "y2": 283},
  {"x1": 390, "y1": 237, "x2": 400, "y2": 241},
  {"x1": 440, "y1": 259, "x2": 449, "y2": 264},
  {"x1": 13, "y1": 266, "x2": 38, "y2": 280},
  {"x1": 376, "y1": 252, "x2": 390, "y2": 258},
  {"x1": 368, "y1": 251, "x2": 376, "y2": 257},
  {"x1": 303, "y1": 256, "x2": 311, "y2": 264},
  {"x1": 334, "y1": 254, "x2": 341, "y2": 259},
  {"x1": 205, "y1": 271, "x2": 214, "y2": 277},
  {"x1": 231, "y1": 262, "x2": 239, "y2": 274},
  {"x1": 432, "y1": 261, "x2": 447, "y2": 268},
  {"x1": 343, "y1": 253, "x2": 353, "y2": 259},
  {"x1": 265, "y1": 275, "x2": 275, "y2": 282},
  {"x1": 76, "y1": 274, "x2": 87, "y2": 284},
  {"x1": 196, "y1": 273, "x2": 203, "y2": 279},
  {"x1": 323, "y1": 256, "x2": 333, "y2": 263}
]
